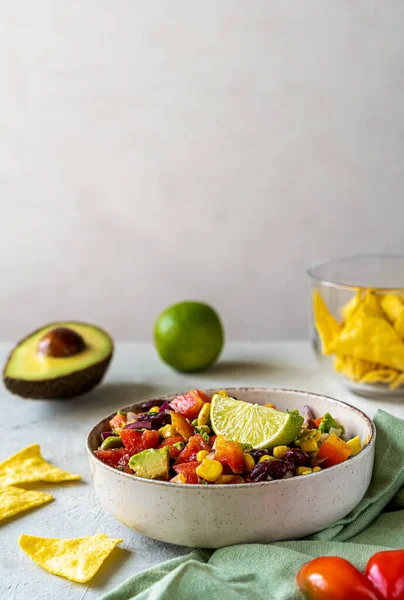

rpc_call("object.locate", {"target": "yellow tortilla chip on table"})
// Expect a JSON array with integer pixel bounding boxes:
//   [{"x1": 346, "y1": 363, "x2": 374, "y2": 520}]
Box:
[
  {"x1": 18, "y1": 533, "x2": 123, "y2": 583},
  {"x1": 331, "y1": 304, "x2": 404, "y2": 371},
  {"x1": 360, "y1": 368, "x2": 399, "y2": 384},
  {"x1": 340, "y1": 290, "x2": 362, "y2": 322},
  {"x1": 313, "y1": 290, "x2": 342, "y2": 355},
  {"x1": 389, "y1": 371, "x2": 404, "y2": 390},
  {"x1": 0, "y1": 444, "x2": 80, "y2": 487},
  {"x1": 0, "y1": 486, "x2": 53, "y2": 523}
]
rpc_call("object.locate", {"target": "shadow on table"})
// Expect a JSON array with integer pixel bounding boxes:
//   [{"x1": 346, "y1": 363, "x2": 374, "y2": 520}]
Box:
[
  {"x1": 202, "y1": 360, "x2": 271, "y2": 379},
  {"x1": 87, "y1": 545, "x2": 134, "y2": 590}
]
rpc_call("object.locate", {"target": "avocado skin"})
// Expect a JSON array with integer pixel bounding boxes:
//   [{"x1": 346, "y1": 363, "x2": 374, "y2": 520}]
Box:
[{"x1": 3, "y1": 322, "x2": 113, "y2": 400}]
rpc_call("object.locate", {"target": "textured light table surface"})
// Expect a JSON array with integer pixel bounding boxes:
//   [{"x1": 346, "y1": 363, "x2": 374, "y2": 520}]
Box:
[{"x1": 2, "y1": 341, "x2": 404, "y2": 600}]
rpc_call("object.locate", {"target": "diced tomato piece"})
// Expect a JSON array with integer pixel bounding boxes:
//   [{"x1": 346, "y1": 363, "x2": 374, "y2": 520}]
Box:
[
  {"x1": 313, "y1": 417, "x2": 323, "y2": 428},
  {"x1": 95, "y1": 448, "x2": 129, "y2": 468},
  {"x1": 175, "y1": 434, "x2": 211, "y2": 465},
  {"x1": 214, "y1": 435, "x2": 245, "y2": 474},
  {"x1": 109, "y1": 413, "x2": 127, "y2": 431},
  {"x1": 120, "y1": 429, "x2": 160, "y2": 456},
  {"x1": 173, "y1": 461, "x2": 201, "y2": 484},
  {"x1": 209, "y1": 435, "x2": 217, "y2": 446},
  {"x1": 316, "y1": 433, "x2": 352, "y2": 467},
  {"x1": 170, "y1": 411, "x2": 194, "y2": 441},
  {"x1": 169, "y1": 390, "x2": 210, "y2": 420},
  {"x1": 158, "y1": 435, "x2": 184, "y2": 459}
]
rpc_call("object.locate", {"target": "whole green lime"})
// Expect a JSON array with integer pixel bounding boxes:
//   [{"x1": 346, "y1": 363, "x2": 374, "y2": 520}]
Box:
[{"x1": 154, "y1": 301, "x2": 224, "y2": 372}]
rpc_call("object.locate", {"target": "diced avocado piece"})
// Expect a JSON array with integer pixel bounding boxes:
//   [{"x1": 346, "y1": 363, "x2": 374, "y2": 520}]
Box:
[
  {"x1": 100, "y1": 436, "x2": 123, "y2": 450},
  {"x1": 129, "y1": 447, "x2": 170, "y2": 480},
  {"x1": 318, "y1": 413, "x2": 345, "y2": 435},
  {"x1": 3, "y1": 321, "x2": 113, "y2": 400}
]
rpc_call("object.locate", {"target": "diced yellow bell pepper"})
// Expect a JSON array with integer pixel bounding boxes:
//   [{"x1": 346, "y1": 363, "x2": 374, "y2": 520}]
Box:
[{"x1": 346, "y1": 435, "x2": 362, "y2": 456}]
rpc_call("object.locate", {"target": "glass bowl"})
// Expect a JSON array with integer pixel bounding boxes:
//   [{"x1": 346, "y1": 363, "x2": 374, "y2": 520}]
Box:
[{"x1": 308, "y1": 255, "x2": 404, "y2": 398}]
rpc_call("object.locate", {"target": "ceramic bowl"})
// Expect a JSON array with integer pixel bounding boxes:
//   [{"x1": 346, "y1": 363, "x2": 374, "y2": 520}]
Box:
[{"x1": 87, "y1": 388, "x2": 375, "y2": 548}]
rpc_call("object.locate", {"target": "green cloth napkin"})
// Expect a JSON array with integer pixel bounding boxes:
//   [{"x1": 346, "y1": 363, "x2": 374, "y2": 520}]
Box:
[{"x1": 101, "y1": 410, "x2": 404, "y2": 600}]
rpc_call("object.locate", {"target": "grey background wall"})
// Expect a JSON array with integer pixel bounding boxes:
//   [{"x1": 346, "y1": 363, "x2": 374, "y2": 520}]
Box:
[{"x1": 1, "y1": 1, "x2": 403, "y2": 341}]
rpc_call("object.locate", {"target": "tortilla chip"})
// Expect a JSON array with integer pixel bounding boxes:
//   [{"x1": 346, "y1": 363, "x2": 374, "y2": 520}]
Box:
[
  {"x1": 313, "y1": 290, "x2": 342, "y2": 355},
  {"x1": 0, "y1": 486, "x2": 53, "y2": 523},
  {"x1": 0, "y1": 445, "x2": 80, "y2": 487},
  {"x1": 381, "y1": 294, "x2": 404, "y2": 323},
  {"x1": 360, "y1": 369, "x2": 398, "y2": 384},
  {"x1": 331, "y1": 304, "x2": 404, "y2": 371},
  {"x1": 334, "y1": 355, "x2": 376, "y2": 381},
  {"x1": 390, "y1": 371, "x2": 404, "y2": 390},
  {"x1": 18, "y1": 533, "x2": 123, "y2": 583},
  {"x1": 340, "y1": 290, "x2": 362, "y2": 322}
]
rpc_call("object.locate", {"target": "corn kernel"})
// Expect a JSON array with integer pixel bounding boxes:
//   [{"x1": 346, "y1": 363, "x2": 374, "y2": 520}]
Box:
[
  {"x1": 196, "y1": 450, "x2": 209, "y2": 462},
  {"x1": 296, "y1": 466, "x2": 313, "y2": 476},
  {"x1": 196, "y1": 458, "x2": 223, "y2": 482},
  {"x1": 213, "y1": 474, "x2": 235, "y2": 485},
  {"x1": 265, "y1": 403, "x2": 276, "y2": 409},
  {"x1": 312, "y1": 466, "x2": 322, "y2": 472},
  {"x1": 243, "y1": 453, "x2": 255, "y2": 471},
  {"x1": 259, "y1": 455, "x2": 275, "y2": 462},
  {"x1": 364, "y1": 434, "x2": 371, "y2": 446},
  {"x1": 158, "y1": 425, "x2": 175, "y2": 439},
  {"x1": 313, "y1": 430, "x2": 322, "y2": 442},
  {"x1": 346, "y1": 435, "x2": 362, "y2": 456},
  {"x1": 273, "y1": 445, "x2": 288, "y2": 459},
  {"x1": 300, "y1": 439, "x2": 318, "y2": 454},
  {"x1": 149, "y1": 406, "x2": 160, "y2": 413},
  {"x1": 197, "y1": 403, "x2": 211, "y2": 426},
  {"x1": 218, "y1": 390, "x2": 228, "y2": 397}
]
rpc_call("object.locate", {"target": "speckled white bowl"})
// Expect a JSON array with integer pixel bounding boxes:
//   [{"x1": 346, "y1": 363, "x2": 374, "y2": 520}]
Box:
[{"x1": 87, "y1": 388, "x2": 375, "y2": 548}]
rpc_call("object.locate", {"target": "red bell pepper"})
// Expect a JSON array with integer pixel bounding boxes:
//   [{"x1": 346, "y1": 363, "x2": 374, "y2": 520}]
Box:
[
  {"x1": 169, "y1": 389, "x2": 210, "y2": 420},
  {"x1": 173, "y1": 461, "x2": 201, "y2": 484},
  {"x1": 120, "y1": 429, "x2": 160, "y2": 455},
  {"x1": 214, "y1": 435, "x2": 245, "y2": 474},
  {"x1": 170, "y1": 410, "x2": 195, "y2": 441},
  {"x1": 175, "y1": 434, "x2": 211, "y2": 465},
  {"x1": 297, "y1": 556, "x2": 382, "y2": 600},
  {"x1": 365, "y1": 550, "x2": 404, "y2": 600},
  {"x1": 158, "y1": 435, "x2": 184, "y2": 459},
  {"x1": 94, "y1": 448, "x2": 130, "y2": 469},
  {"x1": 316, "y1": 433, "x2": 352, "y2": 467},
  {"x1": 109, "y1": 412, "x2": 127, "y2": 431}
]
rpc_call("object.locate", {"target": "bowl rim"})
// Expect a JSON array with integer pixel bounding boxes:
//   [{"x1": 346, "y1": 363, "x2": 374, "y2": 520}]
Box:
[
  {"x1": 87, "y1": 387, "x2": 376, "y2": 488},
  {"x1": 307, "y1": 253, "x2": 404, "y2": 292}
]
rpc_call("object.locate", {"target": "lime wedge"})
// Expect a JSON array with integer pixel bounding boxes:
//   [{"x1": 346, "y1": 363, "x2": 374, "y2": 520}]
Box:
[{"x1": 210, "y1": 394, "x2": 304, "y2": 450}]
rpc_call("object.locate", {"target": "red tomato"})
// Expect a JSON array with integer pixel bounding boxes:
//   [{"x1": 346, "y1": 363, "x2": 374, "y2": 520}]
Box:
[
  {"x1": 170, "y1": 411, "x2": 195, "y2": 441},
  {"x1": 169, "y1": 390, "x2": 210, "y2": 420},
  {"x1": 173, "y1": 461, "x2": 201, "y2": 484},
  {"x1": 120, "y1": 429, "x2": 160, "y2": 455},
  {"x1": 365, "y1": 550, "x2": 404, "y2": 600},
  {"x1": 175, "y1": 434, "x2": 211, "y2": 465},
  {"x1": 209, "y1": 435, "x2": 217, "y2": 446},
  {"x1": 109, "y1": 413, "x2": 127, "y2": 431},
  {"x1": 313, "y1": 417, "x2": 323, "y2": 428},
  {"x1": 214, "y1": 435, "x2": 245, "y2": 474},
  {"x1": 297, "y1": 556, "x2": 382, "y2": 600},
  {"x1": 94, "y1": 448, "x2": 130, "y2": 468},
  {"x1": 158, "y1": 436, "x2": 184, "y2": 459}
]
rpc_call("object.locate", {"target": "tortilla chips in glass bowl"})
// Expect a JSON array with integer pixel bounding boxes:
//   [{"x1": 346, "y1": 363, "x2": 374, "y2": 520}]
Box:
[{"x1": 308, "y1": 255, "x2": 404, "y2": 398}]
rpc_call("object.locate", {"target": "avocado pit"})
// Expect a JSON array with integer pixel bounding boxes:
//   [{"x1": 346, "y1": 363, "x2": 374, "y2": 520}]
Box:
[{"x1": 37, "y1": 327, "x2": 86, "y2": 358}]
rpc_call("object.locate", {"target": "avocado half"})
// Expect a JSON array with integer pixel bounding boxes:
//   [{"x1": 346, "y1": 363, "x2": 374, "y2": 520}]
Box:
[{"x1": 3, "y1": 321, "x2": 113, "y2": 400}]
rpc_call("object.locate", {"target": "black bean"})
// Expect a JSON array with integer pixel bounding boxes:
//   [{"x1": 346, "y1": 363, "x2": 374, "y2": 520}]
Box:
[
  {"x1": 284, "y1": 448, "x2": 311, "y2": 467},
  {"x1": 250, "y1": 459, "x2": 288, "y2": 481}
]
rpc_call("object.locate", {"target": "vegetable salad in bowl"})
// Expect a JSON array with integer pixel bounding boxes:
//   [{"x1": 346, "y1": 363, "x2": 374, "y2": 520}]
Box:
[{"x1": 93, "y1": 390, "x2": 367, "y2": 484}]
